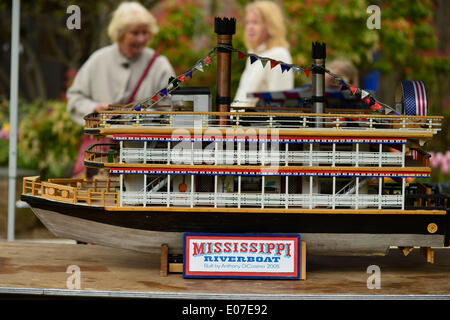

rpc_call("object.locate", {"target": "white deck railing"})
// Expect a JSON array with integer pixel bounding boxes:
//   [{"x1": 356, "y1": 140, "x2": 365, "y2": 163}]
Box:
[
  {"x1": 121, "y1": 191, "x2": 402, "y2": 209},
  {"x1": 85, "y1": 111, "x2": 442, "y2": 134},
  {"x1": 120, "y1": 148, "x2": 403, "y2": 166}
]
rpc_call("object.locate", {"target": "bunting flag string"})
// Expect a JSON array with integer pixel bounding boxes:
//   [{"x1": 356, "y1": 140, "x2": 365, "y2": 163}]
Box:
[{"x1": 127, "y1": 43, "x2": 395, "y2": 114}]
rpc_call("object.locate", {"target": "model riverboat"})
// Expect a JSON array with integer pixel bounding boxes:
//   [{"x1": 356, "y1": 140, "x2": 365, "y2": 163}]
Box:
[{"x1": 21, "y1": 18, "x2": 449, "y2": 256}]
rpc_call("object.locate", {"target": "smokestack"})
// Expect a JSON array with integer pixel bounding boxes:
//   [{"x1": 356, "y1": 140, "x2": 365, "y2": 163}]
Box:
[
  {"x1": 311, "y1": 42, "x2": 326, "y2": 127},
  {"x1": 214, "y1": 17, "x2": 236, "y2": 125}
]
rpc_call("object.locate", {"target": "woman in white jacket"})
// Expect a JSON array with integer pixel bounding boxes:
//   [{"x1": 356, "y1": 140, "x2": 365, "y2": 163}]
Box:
[
  {"x1": 67, "y1": 2, "x2": 175, "y2": 178},
  {"x1": 232, "y1": 1, "x2": 294, "y2": 107},
  {"x1": 67, "y1": 1, "x2": 175, "y2": 126}
]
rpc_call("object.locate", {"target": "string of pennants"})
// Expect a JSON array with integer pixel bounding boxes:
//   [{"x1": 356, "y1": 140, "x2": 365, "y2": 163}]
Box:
[{"x1": 129, "y1": 44, "x2": 394, "y2": 114}]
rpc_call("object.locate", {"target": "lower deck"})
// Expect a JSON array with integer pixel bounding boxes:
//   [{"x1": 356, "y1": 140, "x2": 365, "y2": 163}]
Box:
[
  {"x1": 0, "y1": 241, "x2": 449, "y2": 299},
  {"x1": 22, "y1": 176, "x2": 448, "y2": 212}
]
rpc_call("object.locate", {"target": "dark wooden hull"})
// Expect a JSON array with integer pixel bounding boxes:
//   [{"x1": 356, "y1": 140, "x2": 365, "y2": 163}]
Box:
[{"x1": 20, "y1": 194, "x2": 449, "y2": 237}]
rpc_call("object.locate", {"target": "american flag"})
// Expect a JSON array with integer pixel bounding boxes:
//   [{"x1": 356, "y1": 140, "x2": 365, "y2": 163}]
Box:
[{"x1": 401, "y1": 80, "x2": 427, "y2": 116}]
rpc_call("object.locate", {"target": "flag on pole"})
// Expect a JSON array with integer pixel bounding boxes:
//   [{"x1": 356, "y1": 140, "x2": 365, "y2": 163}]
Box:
[{"x1": 401, "y1": 80, "x2": 427, "y2": 116}]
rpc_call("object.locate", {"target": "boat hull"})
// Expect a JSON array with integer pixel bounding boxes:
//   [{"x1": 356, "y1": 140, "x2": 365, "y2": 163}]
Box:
[{"x1": 21, "y1": 194, "x2": 447, "y2": 255}]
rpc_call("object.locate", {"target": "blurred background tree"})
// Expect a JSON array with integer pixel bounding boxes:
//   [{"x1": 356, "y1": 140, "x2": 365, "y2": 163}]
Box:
[{"x1": 0, "y1": 0, "x2": 448, "y2": 180}]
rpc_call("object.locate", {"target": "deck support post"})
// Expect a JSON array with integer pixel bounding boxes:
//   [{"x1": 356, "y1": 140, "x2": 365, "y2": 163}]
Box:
[
  {"x1": 143, "y1": 174, "x2": 147, "y2": 207},
  {"x1": 119, "y1": 174, "x2": 123, "y2": 207},
  {"x1": 238, "y1": 175, "x2": 241, "y2": 208},
  {"x1": 167, "y1": 175, "x2": 171, "y2": 207},
  {"x1": 378, "y1": 177, "x2": 382, "y2": 209}
]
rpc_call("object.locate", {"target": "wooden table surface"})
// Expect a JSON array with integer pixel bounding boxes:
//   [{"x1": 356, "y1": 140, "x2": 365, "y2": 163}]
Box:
[{"x1": 0, "y1": 241, "x2": 449, "y2": 298}]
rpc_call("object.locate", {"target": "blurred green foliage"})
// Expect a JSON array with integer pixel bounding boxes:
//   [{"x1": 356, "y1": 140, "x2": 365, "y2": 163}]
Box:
[
  {"x1": 151, "y1": 0, "x2": 448, "y2": 113},
  {"x1": 1, "y1": 0, "x2": 448, "y2": 181},
  {"x1": 18, "y1": 100, "x2": 84, "y2": 178},
  {"x1": 0, "y1": 98, "x2": 83, "y2": 178}
]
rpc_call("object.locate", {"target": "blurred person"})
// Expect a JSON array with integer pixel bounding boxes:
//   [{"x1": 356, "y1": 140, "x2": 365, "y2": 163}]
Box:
[
  {"x1": 67, "y1": 1, "x2": 175, "y2": 178},
  {"x1": 325, "y1": 59, "x2": 359, "y2": 88},
  {"x1": 232, "y1": 1, "x2": 294, "y2": 107},
  {"x1": 325, "y1": 59, "x2": 362, "y2": 128}
]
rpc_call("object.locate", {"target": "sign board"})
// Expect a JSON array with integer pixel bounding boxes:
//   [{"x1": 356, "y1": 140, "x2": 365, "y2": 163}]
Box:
[{"x1": 183, "y1": 233, "x2": 301, "y2": 279}]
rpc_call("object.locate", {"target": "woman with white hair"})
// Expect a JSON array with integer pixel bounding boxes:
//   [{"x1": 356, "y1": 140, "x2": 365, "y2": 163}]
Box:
[
  {"x1": 232, "y1": 1, "x2": 294, "y2": 107},
  {"x1": 67, "y1": 1, "x2": 175, "y2": 178},
  {"x1": 67, "y1": 1, "x2": 175, "y2": 125}
]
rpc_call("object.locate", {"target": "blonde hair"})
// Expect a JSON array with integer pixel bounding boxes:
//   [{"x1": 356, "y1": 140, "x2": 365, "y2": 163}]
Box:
[
  {"x1": 107, "y1": 2, "x2": 159, "y2": 43},
  {"x1": 245, "y1": 1, "x2": 289, "y2": 50},
  {"x1": 328, "y1": 59, "x2": 359, "y2": 86}
]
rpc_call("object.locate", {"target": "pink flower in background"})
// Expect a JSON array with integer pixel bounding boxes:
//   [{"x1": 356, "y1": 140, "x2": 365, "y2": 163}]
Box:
[
  {"x1": 0, "y1": 129, "x2": 8, "y2": 140},
  {"x1": 430, "y1": 151, "x2": 450, "y2": 174},
  {"x1": 0, "y1": 122, "x2": 9, "y2": 140}
]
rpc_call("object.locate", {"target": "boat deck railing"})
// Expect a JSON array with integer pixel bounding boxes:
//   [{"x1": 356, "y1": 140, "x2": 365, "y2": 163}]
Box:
[
  {"x1": 121, "y1": 191, "x2": 403, "y2": 209},
  {"x1": 85, "y1": 143, "x2": 119, "y2": 166},
  {"x1": 84, "y1": 111, "x2": 442, "y2": 134},
  {"x1": 85, "y1": 143, "x2": 407, "y2": 167},
  {"x1": 22, "y1": 176, "x2": 120, "y2": 206},
  {"x1": 405, "y1": 194, "x2": 449, "y2": 210},
  {"x1": 23, "y1": 176, "x2": 448, "y2": 212}
]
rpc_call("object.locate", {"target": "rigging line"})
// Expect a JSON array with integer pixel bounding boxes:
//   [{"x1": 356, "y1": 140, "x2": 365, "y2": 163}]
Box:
[
  {"x1": 128, "y1": 48, "x2": 219, "y2": 109},
  {"x1": 214, "y1": 44, "x2": 394, "y2": 112},
  {"x1": 123, "y1": 44, "x2": 396, "y2": 113}
]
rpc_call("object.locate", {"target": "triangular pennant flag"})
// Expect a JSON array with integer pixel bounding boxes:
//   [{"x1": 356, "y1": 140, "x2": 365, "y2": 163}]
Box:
[
  {"x1": 363, "y1": 97, "x2": 371, "y2": 105},
  {"x1": 368, "y1": 97, "x2": 376, "y2": 106},
  {"x1": 260, "y1": 58, "x2": 268, "y2": 68},
  {"x1": 304, "y1": 69, "x2": 310, "y2": 77},
  {"x1": 204, "y1": 56, "x2": 212, "y2": 64},
  {"x1": 361, "y1": 89, "x2": 370, "y2": 99},
  {"x1": 261, "y1": 92, "x2": 272, "y2": 102},
  {"x1": 349, "y1": 86, "x2": 358, "y2": 95},
  {"x1": 134, "y1": 105, "x2": 141, "y2": 111},
  {"x1": 237, "y1": 51, "x2": 246, "y2": 60},
  {"x1": 270, "y1": 60, "x2": 278, "y2": 69},
  {"x1": 281, "y1": 64, "x2": 291, "y2": 73},
  {"x1": 160, "y1": 88, "x2": 168, "y2": 96},
  {"x1": 194, "y1": 63, "x2": 204, "y2": 72},
  {"x1": 178, "y1": 75, "x2": 186, "y2": 83},
  {"x1": 371, "y1": 102, "x2": 382, "y2": 111},
  {"x1": 187, "y1": 70, "x2": 193, "y2": 79},
  {"x1": 292, "y1": 66, "x2": 303, "y2": 75},
  {"x1": 250, "y1": 55, "x2": 257, "y2": 64},
  {"x1": 151, "y1": 95, "x2": 159, "y2": 102}
]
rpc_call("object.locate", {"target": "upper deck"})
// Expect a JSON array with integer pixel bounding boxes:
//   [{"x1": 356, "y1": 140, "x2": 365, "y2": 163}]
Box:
[{"x1": 84, "y1": 110, "x2": 442, "y2": 140}]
